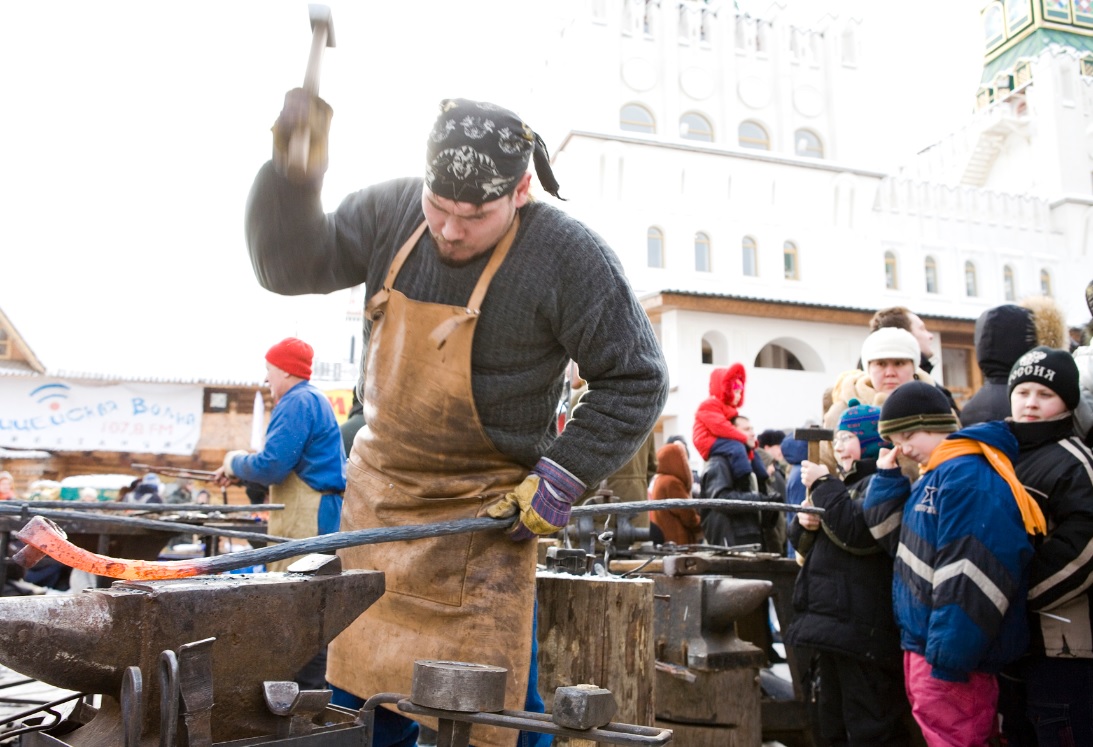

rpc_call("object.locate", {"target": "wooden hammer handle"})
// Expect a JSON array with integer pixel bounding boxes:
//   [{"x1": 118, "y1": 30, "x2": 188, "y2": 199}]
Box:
[{"x1": 286, "y1": 24, "x2": 330, "y2": 178}]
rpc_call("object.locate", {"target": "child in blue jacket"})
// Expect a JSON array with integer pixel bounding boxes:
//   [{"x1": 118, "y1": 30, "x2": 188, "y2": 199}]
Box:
[{"x1": 864, "y1": 381, "x2": 1045, "y2": 747}]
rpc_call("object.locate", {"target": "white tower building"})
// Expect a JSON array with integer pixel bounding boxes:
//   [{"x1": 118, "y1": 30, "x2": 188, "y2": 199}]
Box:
[{"x1": 532, "y1": 0, "x2": 1091, "y2": 448}]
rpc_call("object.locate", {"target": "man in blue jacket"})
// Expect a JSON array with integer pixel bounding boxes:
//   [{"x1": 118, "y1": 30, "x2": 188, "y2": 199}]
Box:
[
  {"x1": 215, "y1": 337, "x2": 346, "y2": 568},
  {"x1": 864, "y1": 381, "x2": 1044, "y2": 747}
]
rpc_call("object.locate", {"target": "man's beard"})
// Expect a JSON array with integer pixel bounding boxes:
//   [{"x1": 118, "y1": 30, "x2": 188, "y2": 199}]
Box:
[{"x1": 430, "y1": 232, "x2": 487, "y2": 268}]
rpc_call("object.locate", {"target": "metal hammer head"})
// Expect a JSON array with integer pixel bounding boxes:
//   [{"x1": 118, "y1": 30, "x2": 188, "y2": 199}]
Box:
[
  {"x1": 309, "y1": 4, "x2": 336, "y2": 47},
  {"x1": 795, "y1": 426, "x2": 834, "y2": 463},
  {"x1": 793, "y1": 427, "x2": 834, "y2": 443}
]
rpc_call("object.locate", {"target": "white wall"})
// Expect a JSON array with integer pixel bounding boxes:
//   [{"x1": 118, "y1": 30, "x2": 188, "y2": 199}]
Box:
[{"x1": 657, "y1": 308, "x2": 878, "y2": 451}]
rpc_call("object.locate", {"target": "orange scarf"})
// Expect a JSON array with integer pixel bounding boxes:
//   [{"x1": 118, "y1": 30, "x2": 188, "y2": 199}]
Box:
[{"x1": 923, "y1": 439, "x2": 1046, "y2": 535}]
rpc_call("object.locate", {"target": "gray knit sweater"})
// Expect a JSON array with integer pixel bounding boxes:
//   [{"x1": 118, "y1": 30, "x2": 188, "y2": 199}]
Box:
[{"x1": 245, "y1": 163, "x2": 667, "y2": 486}]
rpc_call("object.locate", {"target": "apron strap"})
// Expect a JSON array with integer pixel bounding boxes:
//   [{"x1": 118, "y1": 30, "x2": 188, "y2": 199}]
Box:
[
  {"x1": 428, "y1": 215, "x2": 521, "y2": 349},
  {"x1": 366, "y1": 222, "x2": 429, "y2": 321}
]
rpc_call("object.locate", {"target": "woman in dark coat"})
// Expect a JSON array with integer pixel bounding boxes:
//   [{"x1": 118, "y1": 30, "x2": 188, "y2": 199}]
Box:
[{"x1": 785, "y1": 400, "x2": 911, "y2": 746}]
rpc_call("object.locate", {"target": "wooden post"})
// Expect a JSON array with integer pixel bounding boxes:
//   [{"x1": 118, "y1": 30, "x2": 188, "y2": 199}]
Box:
[{"x1": 536, "y1": 573, "x2": 655, "y2": 747}]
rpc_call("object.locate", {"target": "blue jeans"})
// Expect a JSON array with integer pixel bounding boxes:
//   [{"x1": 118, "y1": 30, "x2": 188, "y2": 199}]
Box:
[
  {"x1": 1025, "y1": 656, "x2": 1093, "y2": 747},
  {"x1": 330, "y1": 600, "x2": 551, "y2": 747}
]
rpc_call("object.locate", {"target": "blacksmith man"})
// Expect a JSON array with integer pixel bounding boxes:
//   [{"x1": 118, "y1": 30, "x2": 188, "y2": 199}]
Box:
[{"x1": 244, "y1": 92, "x2": 667, "y2": 747}]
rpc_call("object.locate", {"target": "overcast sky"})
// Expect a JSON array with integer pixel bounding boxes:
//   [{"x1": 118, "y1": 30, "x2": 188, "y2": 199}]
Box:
[{"x1": 0, "y1": 1, "x2": 983, "y2": 383}]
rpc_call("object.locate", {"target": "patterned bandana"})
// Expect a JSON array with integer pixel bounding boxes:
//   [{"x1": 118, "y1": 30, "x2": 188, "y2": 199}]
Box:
[{"x1": 425, "y1": 98, "x2": 562, "y2": 204}]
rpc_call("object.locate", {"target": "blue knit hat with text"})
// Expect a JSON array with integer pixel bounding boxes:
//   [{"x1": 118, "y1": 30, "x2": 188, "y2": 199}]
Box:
[{"x1": 837, "y1": 399, "x2": 884, "y2": 459}]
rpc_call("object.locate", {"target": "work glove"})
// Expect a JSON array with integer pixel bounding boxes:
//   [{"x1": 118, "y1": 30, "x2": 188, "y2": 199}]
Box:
[
  {"x1": 221, "y1": 450, "x2": 249, "y2": 479},
  {"x1": 271, "y1": 88, "x2": 333, "y2": 184},
  {"x1": 487, "y1": 458, "x2": 585, "y2": 541}
]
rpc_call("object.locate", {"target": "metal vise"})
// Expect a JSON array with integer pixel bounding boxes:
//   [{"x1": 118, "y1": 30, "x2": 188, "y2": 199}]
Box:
[{"x1": 0, "y1": 555, "x2": 384, "y2": 745}]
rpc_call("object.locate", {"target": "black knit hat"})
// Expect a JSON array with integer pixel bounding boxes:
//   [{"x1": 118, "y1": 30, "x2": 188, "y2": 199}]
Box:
[
  {"x1": 1008, "y1": 346, "x2": 1080, "y2": 411},
  {"x1": 757, "y1": 429, "x2": 785, "y2": 448},
  {"x1": 879, "y1": 381, "x2": 959, "y2": 438}
]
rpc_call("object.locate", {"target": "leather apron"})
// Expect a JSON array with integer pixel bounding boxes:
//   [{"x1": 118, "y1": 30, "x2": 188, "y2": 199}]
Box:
[
  {"x1": 267, "y1": 471, "x2": 323, "y2": 573},
  {"x1": 328, "y1": 219, "x2": 536, "y2": 747}
]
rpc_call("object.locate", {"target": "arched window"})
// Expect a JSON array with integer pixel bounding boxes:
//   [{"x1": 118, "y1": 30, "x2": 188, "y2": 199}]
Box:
[
  {"x1": 1003, "y1": 264, "x2": 1016, "y2": 301},
  {"x1": 756, "y1": 19, "x2": 769, "y2": 53},
  {"x1": 794, "y1": 129, "x2": 824, "y2": 158},
  {"x1": 647, "y1": 227, "x2": 665, "y2": 268},
  {"x1": 924, "y1": 256, "x2": 938, "y2": 294},
  {"x1": 983, "y1": 2, "x2": 1005, "y2": 50},
  {"x1": 884, "y1": 251, "x2": 898, "y2": 290},
  {"x1": 784, "y1": 241, "x2": 800, "y2": 280},
  {"x1": 738, "y1": 120, "x2": 770, "y2": 151},
  {"x1": 753, "y1": 338, "x2": 824, "y2": 372},
  {"x1": 754, "y1": 344, "x2": 804, "y2": 370},
  {"x1": 742, "y1": 236, "x2": 758, "y2": 277},
  {"x1": 1040, "y1": 268, "x2": 1052, "y2": 296},
  {"x1": 841, "y1": 23, "x2": 858, "y2": 66},
  {"x1": 694, "y1": 232, "x2": 711, "y2": 272},
  {"x1": 680, "y1": 112, "x2": 714, "y2": 142},
  {"x1": 620, "y1": 104, "x2": 655, "y2": 134},
  {"x1": 701, "y1": 331, "x2": 728, "y2": 366},
  {"x1": 965, "y1": 261, "x2": 978, "y2": 297}
]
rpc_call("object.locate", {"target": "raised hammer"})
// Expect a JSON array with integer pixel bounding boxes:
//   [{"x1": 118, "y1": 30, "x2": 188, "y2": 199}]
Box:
[
  {"x1": 794, "y1": 426, "x2": 834, "y2": 464},
  {"x1": 286, "y1": 4, "x2": 336, "y2": 181}
]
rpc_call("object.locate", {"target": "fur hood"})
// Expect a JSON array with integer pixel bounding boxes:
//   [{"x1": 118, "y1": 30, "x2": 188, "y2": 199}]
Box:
[
  {"x1": 1022, "y1": 295, "x2": 1069, "y2": 350},
  {"x1": 823, "y1": 367, "x2": 936, "y2": 429},
  {"x1": 655, "y1": 442, "x2": 693, "y2": 494}
]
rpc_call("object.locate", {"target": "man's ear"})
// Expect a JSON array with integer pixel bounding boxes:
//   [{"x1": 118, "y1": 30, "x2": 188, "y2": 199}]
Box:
[{"x1": 513, "y1": 172, "x2": 533, "y2": 208}]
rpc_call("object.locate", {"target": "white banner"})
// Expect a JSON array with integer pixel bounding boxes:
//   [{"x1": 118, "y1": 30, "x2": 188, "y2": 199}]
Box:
[{"x1": 0, "y1": 378, "x2": 204, "y2": 455}]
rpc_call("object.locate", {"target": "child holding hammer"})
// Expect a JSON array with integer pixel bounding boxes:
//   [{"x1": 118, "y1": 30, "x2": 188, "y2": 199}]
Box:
[{"x1": 785, "y1": 400, "x2": 912, "y2": 746}]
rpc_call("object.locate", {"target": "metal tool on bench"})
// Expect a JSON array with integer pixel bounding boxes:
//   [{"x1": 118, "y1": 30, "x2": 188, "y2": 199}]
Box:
[
  {"x1": 360, "y1": 660, "x2": 672, "y2": 747},
  {"x1": 0, "y1": 502, "x2": 286, "y2": 548},
  {"x1": 0, "y1": 554, "x2": 384, "y2": 745},
  {"x1": 131, "y1": 463, "x2": 234, "y2": 503}
]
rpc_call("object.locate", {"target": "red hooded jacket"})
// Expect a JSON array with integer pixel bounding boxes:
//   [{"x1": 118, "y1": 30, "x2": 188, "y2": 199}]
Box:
[{"x1": 692, "y1": 364, "x2": 751, "y2": 460}]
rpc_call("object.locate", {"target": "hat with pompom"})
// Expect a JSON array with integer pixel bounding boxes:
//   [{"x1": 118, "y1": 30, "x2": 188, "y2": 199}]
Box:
[{"x1": 837, "y1": 399, "x2": 884, "y2": 459}]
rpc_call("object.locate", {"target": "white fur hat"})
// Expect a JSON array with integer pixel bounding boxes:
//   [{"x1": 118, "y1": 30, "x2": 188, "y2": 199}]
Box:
[{"x1": 861, "y1": 327, "x2": 920, "y2": 366}]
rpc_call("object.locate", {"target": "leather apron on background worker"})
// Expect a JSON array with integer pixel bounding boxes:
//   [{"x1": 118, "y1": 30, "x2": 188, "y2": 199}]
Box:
[
  {"x1": 266, "y1": 472, "x2": 323, "y2": 573},
  {"x1": 327, "y1": 219, "x2": 535, "y2": 747}
]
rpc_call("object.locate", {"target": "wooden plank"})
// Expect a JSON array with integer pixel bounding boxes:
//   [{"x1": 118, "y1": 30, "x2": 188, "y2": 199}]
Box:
[{"x1": 536, "y1": 574, "x2": 654, "y2": 747}]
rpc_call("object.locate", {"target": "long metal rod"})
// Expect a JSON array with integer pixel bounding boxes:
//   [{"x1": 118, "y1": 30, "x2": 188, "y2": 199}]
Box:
[
  {"x1": 0, "y1": 502, "x2": 281, "y2": 513},
  {"x1": 13, "y1": 499, "x2": 820, "y2": 580},
  {"x1": 130, "y1": 463, "x2": 218, "y2": 481},
  {"x1": 2, "y1": 506, "x2": 288, "y2": 544},
  {"x1": 580, "y1": 498, "x2": 821, "y2": 516}
]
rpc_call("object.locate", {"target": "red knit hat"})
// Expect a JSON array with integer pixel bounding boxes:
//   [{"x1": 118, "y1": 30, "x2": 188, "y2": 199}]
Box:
[{"x1": 265, "y1": 337, "x2": 313, "y2": 380}]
